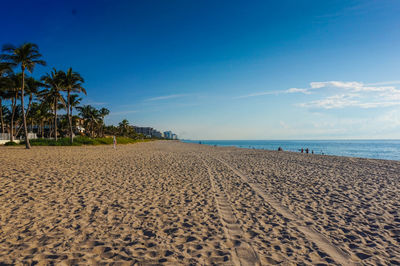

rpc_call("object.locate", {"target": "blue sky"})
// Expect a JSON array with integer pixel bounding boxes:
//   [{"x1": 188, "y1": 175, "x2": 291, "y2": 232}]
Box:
[{"x1": 2, "y1": 0, "x2": 400, "y2": 139}]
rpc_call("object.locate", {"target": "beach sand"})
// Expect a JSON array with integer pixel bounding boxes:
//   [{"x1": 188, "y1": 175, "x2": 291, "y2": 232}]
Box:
[{"x1": 0, "y1": 141, "x2": 399, "y2": 265}]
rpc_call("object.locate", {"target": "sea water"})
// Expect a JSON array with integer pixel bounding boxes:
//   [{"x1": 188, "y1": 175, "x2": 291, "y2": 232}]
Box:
[{"x1": 182, "y1": 140, "x2": 400, "y2": 161}]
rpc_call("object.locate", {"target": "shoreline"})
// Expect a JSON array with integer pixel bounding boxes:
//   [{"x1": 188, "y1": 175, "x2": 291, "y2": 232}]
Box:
[
  {"x1": 1, "y1": 141, "x2": 399, "y2": 264},
  {"x1": 183, "y1": 139, "x2": 400, "y2": 161}
]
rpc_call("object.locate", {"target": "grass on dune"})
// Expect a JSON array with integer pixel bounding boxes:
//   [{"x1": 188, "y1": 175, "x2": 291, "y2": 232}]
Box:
[
  {"x1": 4, "y1": 141, "x2": 20, "y2": 146},
  {"x1": 21, "y1": 136, "x2": 153, "y2": 146}
]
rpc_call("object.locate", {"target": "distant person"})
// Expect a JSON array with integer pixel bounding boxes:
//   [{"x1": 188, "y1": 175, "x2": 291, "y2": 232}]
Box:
[
  {"x1": 312, "y1": 150, "x2": 314, "y2": 154},
  {"x1": 113, "y1": 136, "x2": 117, "y2": 149},
  {"x1": 301, "y1": 148, "x2": 304, "y2": 153},
  {"x1": 278, "y1": 147, "x2": 283, "y2": 151},
  {"x1": 306, "y1": 148, "x2": 309, "y2": 154}
]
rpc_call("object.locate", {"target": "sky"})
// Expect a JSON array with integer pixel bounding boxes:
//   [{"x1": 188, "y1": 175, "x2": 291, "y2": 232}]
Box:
[{"x1": 1, "y1": 0, "x2": 400, "y2": 139}]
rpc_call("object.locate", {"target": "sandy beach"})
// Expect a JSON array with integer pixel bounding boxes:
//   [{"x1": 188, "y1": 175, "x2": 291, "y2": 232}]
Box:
[{"x1": 1, "y1": 141, "x2": 399, "y2": 265}]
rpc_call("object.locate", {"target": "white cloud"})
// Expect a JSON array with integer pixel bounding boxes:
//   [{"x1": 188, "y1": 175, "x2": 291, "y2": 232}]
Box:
[
  {"x1": 235, "y1": 91, "x2": 275, "y2": 98},
  {"x1": 309, "y1": 80, "x2": 400, "y2": 93},
  {"x1": 379, "y1": 109, "x2": 400, "y2": 127},
  {"x1": 365, "y1": 81, "x2": 400, "y2": 86},
  {"x1": 110, "y1": 110, "x2": 138, "y2": 115},
  {"x1": 279, "y1": 121, "x2": 290, "y2": 129},
  {"x1": 310, "y1": 81, "x2": 363, "y2": 90},
  {"x1": 236, "y1": 87, "x2": 310, "y2": 99},
  {"x1": 85, "y1": 101, "x2": 108, "y2": 106},
  {"x1": 236, "y1": 80, "x2": 400, "y2": 110},
  {"x1": 146, "y1": 94, "x2": 188, "y2": 101},
  {"x1": 380, "y1": 90, "x2": 400, "y2": 100},
  {"x1": 298, "y1": 94, "x2": 360, "y2": 109},
  {"x1": 299, "y1": 80, "x2": 400, "y2": 110},
  {"x1": 286, "y1": 88, "x2": 311, "y2": 94},
  {"x1": 299, "y1": 94, "x2": 400, "y2": 109}
]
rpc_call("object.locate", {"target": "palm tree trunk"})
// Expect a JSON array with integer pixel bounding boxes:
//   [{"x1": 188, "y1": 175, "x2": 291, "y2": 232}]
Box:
[
  {"x1": 41, "y1": 120, "x2": 44, "y2": 138},
  {"x1": 67, "y1": 90, "x2": 73, "y2": 143},
  {"x1": 26, "y1": 94, "x2": 33, "y2": 133},
  {"x1": 54, "y1": 98, "x2": 58, "y2": 141},
  {"x1": 21, "y1": 68, "x2": 31, "y2": 149},
  {"x1": 10, "y1": 96, "x2": 16, "y2": 142},
  {"x1": 0, "y1": 98, "x2": 4, "y2": 134}
]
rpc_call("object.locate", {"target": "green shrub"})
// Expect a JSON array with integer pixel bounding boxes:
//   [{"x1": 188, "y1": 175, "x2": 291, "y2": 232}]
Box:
[
  {"x1": 74, "y1": 136, "x2": 97, "y2": 145},
  {"x1": 29, "y1": 138, "x2": 71, "y2": 146},
  {"x1": 4, "y1": 141, "x2": 19, "y2": 146},
  {"x1": 26, "y1": 136, "x2": 152, "y2": 146}
]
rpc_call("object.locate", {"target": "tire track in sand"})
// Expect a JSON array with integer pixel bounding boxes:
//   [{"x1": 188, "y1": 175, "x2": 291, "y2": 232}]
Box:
[
  {"x1": 214, "y1": 156, "x2": 356, "y2": 266},
  {"x1": 202, "y1": 159, "x2": 261, "y2": 266}
]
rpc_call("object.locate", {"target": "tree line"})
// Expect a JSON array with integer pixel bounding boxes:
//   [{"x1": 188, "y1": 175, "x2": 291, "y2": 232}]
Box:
[{"x1": 0, "y1": 42, "x2": 145, "y2": 149}]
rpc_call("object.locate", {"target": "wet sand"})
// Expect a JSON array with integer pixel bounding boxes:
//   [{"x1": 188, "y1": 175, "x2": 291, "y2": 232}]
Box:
[{"x1": 0, "y1": 141, "x2": 399, "y2": 265}]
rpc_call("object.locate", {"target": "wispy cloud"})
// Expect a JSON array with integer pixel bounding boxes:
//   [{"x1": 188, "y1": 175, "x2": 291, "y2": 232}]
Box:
[
  {"x1": 146, "y1": 94, "x2": 188, "y2": 101},
  {"x1": 309, "y1": 81, "x2": 399, "y2": 93},
  {"x1": 85, "y1": 101, "x2": 108, "y2": 106},
  {"x1": 365, "y1": 81, "x2": 400, "y2": 86},
  {"x1": 236, "y1": 87, "x2": 310, "y2": 99},
  {"x1": 298, "y1": 94, "x2": 359, "y2": 109},
  {"x1": 299, "y1": 80, "x2": 400, "y2": 109},
  {"x1": 240, "y1": 80, "x2": 400, "y2": 109},
  {"x1": 298, "y1": 94, "x2": 400, "y2": 109},
  {"x1": 110, "y1": 110, "x2": 139, "y2": 115}
]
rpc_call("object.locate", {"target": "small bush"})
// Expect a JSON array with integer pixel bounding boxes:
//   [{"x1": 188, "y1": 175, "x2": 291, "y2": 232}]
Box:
[
  {"x1": 4, "y1": 141, "x2": 19, "y2": 146},
  {"x1": 74, "y1": 136, "x2": 97, "y2": 145},
  {"x1": 26, "y1": 136, "x2": 152, "y2": 146},
  {"x1": 29, "y1": 138, "x2": 79, "y2": 146}
]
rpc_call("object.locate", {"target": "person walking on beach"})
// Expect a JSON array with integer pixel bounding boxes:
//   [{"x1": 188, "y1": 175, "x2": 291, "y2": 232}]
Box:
[{"x1": 113, "y1": 136, "x2": 117, "y2": 149}]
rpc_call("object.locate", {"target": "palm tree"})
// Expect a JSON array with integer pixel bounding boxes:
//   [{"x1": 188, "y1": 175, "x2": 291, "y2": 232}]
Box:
[
  {"x1": 1, "y1": 43, "x2": 46, "y2": 149},
  {"x1": 98, "y1": 107, "x2": 110, "y2": 137},
  {"x1": 69, "y1": 94, "x2": 82, "y2": 117},
  {"x1": 40, "y1": 69, "x2": 65, "y2": 141},
  {"x1": 0, "y1": 90, "x2": 5, "y2": 134},
  {"x1": 76, "y1": 105, "x2": 100, "y2": 137},
  {"x1": 27, "y1": 102, "x2": 40, "y2": 133},
  {"x1": 36, "y1": 101, "x2": 52, "y2": 138},
  {"x1": 0, "y1": 62, "x2": 12, "y2": 135},
  {"x1": 13, "y1": 77, "x2": 43, "y2": 135},
  {"x1": 0, "y1": 105, "x2": 10, "y2": 135},
  {"x1": 3, "y1": 73, "x2": 22, "y2": 142},
  {"x1": 62, "y1": 68, "x2": 86, "y2": 143},
  {"x1": 25, "y1": 77, "x2": 43, "y2": 118},
  {"x1": 69, "y1": 94, "x2": 82, "y2": 135},
  {"x1": 0, "y1": 83, "x2": 9, "y2": 135},
  {"x1": 118, "y1": 119, "x2": 130, "y2": 136}
]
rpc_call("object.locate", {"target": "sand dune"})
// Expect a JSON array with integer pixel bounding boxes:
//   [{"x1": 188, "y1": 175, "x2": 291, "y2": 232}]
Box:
[{"x1": 1, "y1": 141, "x2": 399, "y2": 265}]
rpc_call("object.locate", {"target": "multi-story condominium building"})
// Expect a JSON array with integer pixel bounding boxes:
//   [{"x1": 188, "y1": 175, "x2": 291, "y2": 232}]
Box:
[
  {"x1": 163, "y1": 131, "x2": 172, "y2": 139},
  {"x1": 134, "y1": 126, "x2": 153, "y2": 137},
  {"x1": 134, "y1": 126, "x2": 164, "y2": 138},
  {"x1": 152, "y1": 130, "x2": 162, "y2": 138},
  {"x1": 163, "y1": 131, "x2": 178, "y2": 140}
]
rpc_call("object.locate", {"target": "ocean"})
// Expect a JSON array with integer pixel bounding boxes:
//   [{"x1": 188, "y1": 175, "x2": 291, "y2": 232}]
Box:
[{"x1": 182, "y1": 140, "x2": 400, "y2": 161}]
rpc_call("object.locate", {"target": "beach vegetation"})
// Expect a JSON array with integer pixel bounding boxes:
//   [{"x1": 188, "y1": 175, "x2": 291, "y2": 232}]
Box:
[
  {"x1": 21, "y1": 136, "x2": 150, "y2": 146},
  {"x1": 0, "y1": 42, "x2": 168, "y2": 147},
  {"x1": 4, "y1": 141, "x2": 19, "y2": 146},
  {"x1": 1, "y1": 43, "x2": 46, "y2": 149}
]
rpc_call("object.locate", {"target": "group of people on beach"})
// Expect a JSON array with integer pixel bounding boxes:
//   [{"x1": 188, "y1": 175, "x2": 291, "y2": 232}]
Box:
[
  {"x1": 277, "y1": 147, "x2": 314, "y2": 154},
  {"x1": 300, "y1": 148, "x2": 313, "y2": 154}
]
